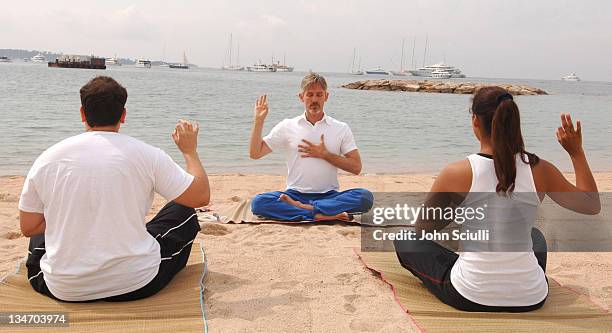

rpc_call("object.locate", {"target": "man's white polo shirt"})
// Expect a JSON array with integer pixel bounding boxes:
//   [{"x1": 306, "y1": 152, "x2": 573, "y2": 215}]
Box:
[{"x1": 263, "y1": 113, "x2": 357, "y2": 193}]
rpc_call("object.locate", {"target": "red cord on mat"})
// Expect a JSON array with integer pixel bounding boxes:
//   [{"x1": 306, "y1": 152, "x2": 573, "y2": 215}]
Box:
[
  {"x1": 352, "y1": 248, "x2": 611, "y2": 333},
  {"x1": 352, "y1": 248, "x2": 428, "y2": 333}
]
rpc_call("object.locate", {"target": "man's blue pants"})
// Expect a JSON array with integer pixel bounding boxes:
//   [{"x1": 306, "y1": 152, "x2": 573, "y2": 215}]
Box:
[{"x1": 251, "y1": 188, "x2": 374, "y2": 221}]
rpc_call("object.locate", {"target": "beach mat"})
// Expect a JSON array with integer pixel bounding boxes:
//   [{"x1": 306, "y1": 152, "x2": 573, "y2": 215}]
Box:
[
  {"x1": 0, "y1": 244, "x2": 208, "y2": 333},
  {"x1": 355, "y1": 250, "x2": 612, "y2": 333},
  {"x1": 203, "y1": 198, "x2": 380, "y2": 225}
]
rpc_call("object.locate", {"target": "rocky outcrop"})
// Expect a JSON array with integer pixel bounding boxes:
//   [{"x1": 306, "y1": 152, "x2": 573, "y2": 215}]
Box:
[{"x1": 341, "y1": 80, "x2": 547, "y2": 95}]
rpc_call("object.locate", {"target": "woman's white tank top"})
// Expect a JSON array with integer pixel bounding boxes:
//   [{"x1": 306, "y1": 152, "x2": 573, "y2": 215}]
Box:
[{"x1": 449, "y1": 153, "x2": 548, "y2": 306}]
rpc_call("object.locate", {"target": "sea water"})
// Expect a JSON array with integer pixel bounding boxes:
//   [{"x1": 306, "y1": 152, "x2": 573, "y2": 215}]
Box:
[{"x1": 1, "y1": 63, "x2": 611, "y2": 176}]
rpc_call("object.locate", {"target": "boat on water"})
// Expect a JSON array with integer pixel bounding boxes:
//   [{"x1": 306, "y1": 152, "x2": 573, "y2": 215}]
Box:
[
  {"x1": 272, "y1": 54, "x2": 293, "y2": 72},
  {"x1": 0, "y1": 56, "x2": 11, "y2": 63},
  {"x1": 409, "y1": 62, "x2": 466, "y2": 78},
  {"x1": 169, "y1": 63, "x2": 189, "y2": 69},
  {"x1": 246, "y1": 61, "x2": 276, "y2": 72},
  {"x1": 273, "y1": 62, "x2": 294, "y2": 72},
  {"x1": 135, "y1": 59, "x2": 152, "y2": 68},
  {"x1": 48, "y1": 55, "x2": 106, "y2": 70},
  {"x1": 222, "y1": 34, "x2": 244, "y2": 71},
  {"x1": 390, "y1": 70, "x2": 409, "y2": 76},
  {"x1": 169, "y1": 51, "x2": 190, "y2": 69},
  {"x1": 106, "y1": 56, "x2": 121, "y2": 66},
  {"x1": 159, "y1": 62, "x2": 170, "y2": 68},
  {"x1": 349, "y1": 48, "x2": 364, "y2": 75},
  {"x1": 431, "y1": 70, "x2": 452, "y2": 79},
  {"x1": 562, "y1": 73, "x2": 581, "y2": 82},
  {"x1": 390, "y1": 39, "x2": 409, "y2": 76},
  {"x1": 31, "y1": 54, "x2": 46, "y2": 63},
  {"x1": 365, "y1": 67, "x2": 390, "y2": 75}
]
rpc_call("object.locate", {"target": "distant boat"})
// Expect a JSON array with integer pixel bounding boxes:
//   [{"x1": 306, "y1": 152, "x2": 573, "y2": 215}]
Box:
[
  {"x1": 222, "y1": 34, "x2": 244, "y2": 71},
  {"x1": 349, "y1": 48, "x2": 364, "y2": 75},
  {"x1": 390, "y1": 39, "x2": 409, "y2": 76},
  {"x1": 135, "y1": 59, "x2": 151, "y2": 68},
  {"x1": 106, "y1": 57, "x2": 121, "y2": 66},
  {"x1": 48, "y1": 55, "x2": 106, "y2": 70},
  {"x1": 0, "y1": 56, "x2": 11, "y2": 63},
  {"x1": 159, "y1": 62, "x2": 170, "y2": 68},
  {"x1": 31, "y1": 54, "x2": 46, "y2": 63},
  {"x1": 409, "y1": 62, "x2": 466, "y2": 78},
  {"x1": 562, "y1": 73, "x2": 581, "y2": 82},
  {"x1": 272, "y1": 54, "x2": 293, "y2": 72},
  {"x1": 169, "y1": 51, "x2": 190, "y2": 69},
  {"x1": 430, "y1": 70, "x2": 452, "y2": 79},
  {"x1": 365, "y1": 67, "x2": 390, "y2": 75},
  {"x1": 246, "y1": 61, "x2": 276, "y2": 72}
]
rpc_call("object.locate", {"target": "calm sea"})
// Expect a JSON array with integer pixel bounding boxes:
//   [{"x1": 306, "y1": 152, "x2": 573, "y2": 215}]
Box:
[{"x1": 1, "y1": 63, "x2": 611, "y2": 176}]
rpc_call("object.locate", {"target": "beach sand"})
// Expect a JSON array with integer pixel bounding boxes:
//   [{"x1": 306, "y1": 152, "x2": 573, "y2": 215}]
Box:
[{"x1": 1, "y1": 173, "x2": 611, "y2": 332}]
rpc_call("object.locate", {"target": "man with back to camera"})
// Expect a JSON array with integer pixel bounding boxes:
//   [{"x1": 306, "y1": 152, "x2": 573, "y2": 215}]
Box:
[
  {"x1": 19, "y1": 76, "x2": 209, "y2": 302},
  {"x1": 249, "y1": 72, "x2": 374, "y2": 221}
]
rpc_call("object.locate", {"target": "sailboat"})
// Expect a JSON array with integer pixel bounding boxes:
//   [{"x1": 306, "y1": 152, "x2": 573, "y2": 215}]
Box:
[
  {"x1": 222, "y1": 34, "x2": 244, "y2": 71},
  {"x1": 390, "y1": 38, "x2": 408, "y2": 76},
  {"x1": 169, "y1": 51, "x2": 189, "y2": 69},
  {"x1": 349, "y1": 48, "x2": 364, "y2": 75},
  {"x1": 159, "y1": 45, "x2": 169, "y2": 67}
]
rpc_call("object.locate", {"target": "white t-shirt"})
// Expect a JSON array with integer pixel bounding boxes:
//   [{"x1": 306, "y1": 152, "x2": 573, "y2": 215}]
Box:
[
  {"x1": 19, "y1": 131, "x2": 194, "y2": 301},
  {"x1": 263, "y1": 113, "x2": 358, "y2": 193}
]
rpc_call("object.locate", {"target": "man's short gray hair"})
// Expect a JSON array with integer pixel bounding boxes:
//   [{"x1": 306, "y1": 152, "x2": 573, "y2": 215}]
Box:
[{"x1": 300, "y1": 72, "x2": 327, "y2": 92}]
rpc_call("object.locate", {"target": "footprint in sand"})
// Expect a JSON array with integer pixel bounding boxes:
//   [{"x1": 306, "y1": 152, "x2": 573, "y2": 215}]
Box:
[
  {"x1": 343, "y1": 294, "x2": 359, "y2": 313},
  {"x1": 0, "y1": 193, "x2": 17, "y2": 202},
  {"x1": 200, "y1": 223, "x2": 232, "y2": 236},
  {"x1": 336, "y1": 272, "x2": 360, "y2": 284},
  {"x1": 336, "y1": 229, "x2": 359, "y2": 238},
  {"x1": 2, "y1": 231, "x2": 23, "y2": 240},
  {"x1": 229, "y1": 196, "x2": 242, "y2": 202}
]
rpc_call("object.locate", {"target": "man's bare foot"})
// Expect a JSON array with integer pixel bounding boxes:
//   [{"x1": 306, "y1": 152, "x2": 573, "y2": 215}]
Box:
[
  {"x1": 314, "y1": 212, "x2": 351, "y2": 222},
  {"x1": 279, "y1": 193, "x2": 314, "y2": 210}
]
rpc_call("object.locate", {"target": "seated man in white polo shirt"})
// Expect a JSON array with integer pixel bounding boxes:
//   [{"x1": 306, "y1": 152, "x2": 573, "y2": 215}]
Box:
[
  {"x1": 19, "y1": 76, "x2": 210, "y2": 302},
  {"x1": 249, "y1": 72, "x2": 373, "y2": 221}
]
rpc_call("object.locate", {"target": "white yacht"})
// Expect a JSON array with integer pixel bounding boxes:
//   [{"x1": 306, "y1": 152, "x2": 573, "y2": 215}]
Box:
[
  {"x1": 409, "y1": 62, "x2": 466, "y2": 78},
  {"x1": 562, "y1": 73, "x2": 581, "y2": 82},
  {"x1": 135, "y1": 59, "x2": 152, "y2": 68},
  {"x1": 106, "y1": 57, "x2": 121, "y2": 66},
  {"x1": 0, "y1": 56, "x2": 11, "y2": 63},
  {"x1": 246, "y1": 62, "x2": 276, "y2": 72},
  {"x1": 31, "y1": 54, "x2": 46, "y2": 63},
  {"x1": 431, "y1": 70, "x2": 452, "y2": 79},
  {"x1": 272, "y1": 55, "x2": 293, "y2": 72},
  {"x1": 365, "y1": 67, "x2": 390, "y2": 75}
]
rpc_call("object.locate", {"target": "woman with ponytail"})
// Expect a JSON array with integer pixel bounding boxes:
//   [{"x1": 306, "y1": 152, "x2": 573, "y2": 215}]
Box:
[{"x1": 394, "y1": 86, "x2": 600, "y2": 312}]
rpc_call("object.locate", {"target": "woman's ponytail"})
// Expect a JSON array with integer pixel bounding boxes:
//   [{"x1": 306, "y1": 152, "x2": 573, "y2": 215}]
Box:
[{"x1": 472, "y1": 88, "x2": 539, "y2": 195}]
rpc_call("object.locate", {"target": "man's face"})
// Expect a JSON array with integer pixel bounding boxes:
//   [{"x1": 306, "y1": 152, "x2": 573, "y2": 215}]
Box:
[{"x1": 299, "y1": 83, "x2": 329, "y2": 116}]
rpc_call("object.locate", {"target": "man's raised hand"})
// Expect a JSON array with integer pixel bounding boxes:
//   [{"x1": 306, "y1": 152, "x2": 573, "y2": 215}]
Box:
[
  {"x1": 172, "y1": 119, "x2": 200, "y2": 155},
  {"x1": 254, "y1": 95, "x2": 269, "y2": 122}
]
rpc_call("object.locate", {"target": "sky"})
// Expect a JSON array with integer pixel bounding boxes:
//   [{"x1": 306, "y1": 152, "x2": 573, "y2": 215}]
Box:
[{"x1": 2, "y1": 0, "x2": 611, "y2": 81}]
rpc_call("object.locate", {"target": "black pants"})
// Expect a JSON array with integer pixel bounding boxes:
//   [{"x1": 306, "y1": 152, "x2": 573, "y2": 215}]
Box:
[
  {"x1": 26, "y1": 201, "x2": 200, "y2": 302},
  {"x1": 393, "y1": 228, "x2": 548, "y2": 312}
]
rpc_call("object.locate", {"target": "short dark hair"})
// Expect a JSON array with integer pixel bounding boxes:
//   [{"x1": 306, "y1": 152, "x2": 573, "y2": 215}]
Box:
[{"x1": 79, "y1": 76, "x2": 128, "y2": 127}]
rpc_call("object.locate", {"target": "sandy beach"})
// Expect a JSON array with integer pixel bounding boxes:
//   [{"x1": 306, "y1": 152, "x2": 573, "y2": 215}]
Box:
[{"x1": 1, "y1": 172, "x2": 611, "y2": 332}]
